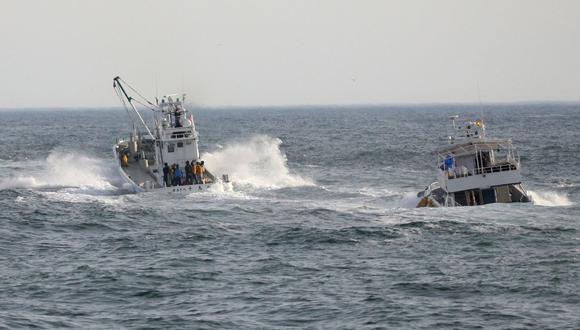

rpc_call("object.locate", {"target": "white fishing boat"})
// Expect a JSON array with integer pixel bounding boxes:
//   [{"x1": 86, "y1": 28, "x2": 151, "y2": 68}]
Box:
[
  {"x1": 417, "y1": 115, "x2": 531, "y2": 207},
  {"x1": 112, "y1": 76, "x2": 228, "y2": 193}
]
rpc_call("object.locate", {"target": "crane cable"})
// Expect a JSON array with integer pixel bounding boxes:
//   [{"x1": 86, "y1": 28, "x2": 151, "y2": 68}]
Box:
[
  {"x1": 114, "y1": 85, "x2": 135, "y2": 124},
  {"x1": 117, "y1": 77, "x2": 158, "y2": 109}
]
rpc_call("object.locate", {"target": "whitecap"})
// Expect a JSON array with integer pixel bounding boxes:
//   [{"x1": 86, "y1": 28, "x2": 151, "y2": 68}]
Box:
[
  {"x1": 529, "y1": 190, "x2": 573, "y2": 207},
  {"x1": 201, "y1": 135, "x2": 315, "y2": 189}
]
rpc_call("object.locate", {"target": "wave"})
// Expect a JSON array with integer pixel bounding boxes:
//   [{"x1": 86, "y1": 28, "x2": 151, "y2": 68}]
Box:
[
  {"x1": 195, "y1": 180, "x2": 260, "y2": 200},
  {"x1": 201, "y1": 135, "x2": 314, "y2": 189},
  {"x1": 0, "y1": 151, "x2": 118, "y2": 193},
  {"x1": 392, "y1": 190, "x2": 574, "y2": 209},
  {"x1": 529, "y1": 190, "x2": 573, "y2": 207},
  {"x1": 393, "y1": 192, "x2": 422, "y2": 208},
  {"x1": 389, "y1": 188, "x2": 574, "y2": 209}
]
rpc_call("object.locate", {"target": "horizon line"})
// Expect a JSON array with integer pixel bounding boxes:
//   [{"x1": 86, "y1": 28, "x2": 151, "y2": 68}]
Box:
[{"x1": 1, "y1": 99, "x2": 580, "y2": 111}]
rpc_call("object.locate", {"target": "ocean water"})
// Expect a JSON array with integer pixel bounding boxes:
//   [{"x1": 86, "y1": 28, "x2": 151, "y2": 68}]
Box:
[{"x1": 0, "y1": 104, "x2": 579, "y2": 329}]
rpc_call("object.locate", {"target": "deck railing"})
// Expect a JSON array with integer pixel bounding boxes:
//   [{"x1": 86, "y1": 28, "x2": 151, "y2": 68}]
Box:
[{"x1": 444, "y1": 161, "x2": 519, "y2": 179}]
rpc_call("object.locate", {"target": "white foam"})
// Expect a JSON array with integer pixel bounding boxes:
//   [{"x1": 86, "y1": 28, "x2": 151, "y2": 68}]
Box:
[
  {"x1": 201, "y1": 135, "x2": 314, "y2": 189},
  {"x1": 389, "y1": 191, "x2": 422, "y2": 209},
  {"x1": 192, "y1": 181, "x2": 260, "y2": 200},
  {"x1": 356, "y1": 187, "x2": 402, "y2": 198},
  {"x1": 39, "y1": 190, "x2": 125, "y2": 205},
  {"x1": 207, "y1": 180, "x2": 234, "y2": 194},
  {"x1": 0, "y1": 151, "x2": 117, "y2": 192},
  {"x1": 390, "y1": 190, "x2": 574, "y2": 209},
  {"x1": 529, "y1": 190, "x2": 573, "y2": 207}
]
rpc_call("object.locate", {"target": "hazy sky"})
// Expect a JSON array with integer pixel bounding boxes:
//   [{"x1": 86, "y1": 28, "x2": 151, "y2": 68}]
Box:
[{"x1": 1, "y1": 0, "x2": 579, "y2": 107}]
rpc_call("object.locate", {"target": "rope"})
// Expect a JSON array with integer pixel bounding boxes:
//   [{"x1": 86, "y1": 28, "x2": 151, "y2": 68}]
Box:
[
  {"x1": 114, "y1": 86, "x2": 132, "y2": 118},
  {"x1": 114, "y1": 84, "x2": 140, "y2": 132},
  {"x1": 118, "y1": 77, "x2": 158, "y2": 108},
  {"x1": 113, "y1": 78, "x2": 156, "y2": 139},
  {"x1": 131, "y1": 98, "x2": 159, "y2": 112}
]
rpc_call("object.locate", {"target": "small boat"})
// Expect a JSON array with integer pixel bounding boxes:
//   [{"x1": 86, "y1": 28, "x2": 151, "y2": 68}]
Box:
[
  {"x1": 417, "y1": 115, "x2": 531, "y2": 207},
  {"x1": 112, "y1": 77, "x2": 228, "y2": 193}
]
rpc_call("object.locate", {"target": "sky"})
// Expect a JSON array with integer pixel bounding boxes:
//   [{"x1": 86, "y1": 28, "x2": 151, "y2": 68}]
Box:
[{"x1": 1, "y1": 0, "x2": 579, "y2": 108}]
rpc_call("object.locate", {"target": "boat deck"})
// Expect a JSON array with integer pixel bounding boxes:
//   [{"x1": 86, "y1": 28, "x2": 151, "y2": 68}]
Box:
[{"x1": 121, "y1": 157, "x2": 158, "y2": 188}]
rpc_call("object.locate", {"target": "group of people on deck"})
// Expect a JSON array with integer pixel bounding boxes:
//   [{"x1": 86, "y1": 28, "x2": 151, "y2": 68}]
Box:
[{"x1": 163, "y1": 160, "x2": 207, "y2": 187}]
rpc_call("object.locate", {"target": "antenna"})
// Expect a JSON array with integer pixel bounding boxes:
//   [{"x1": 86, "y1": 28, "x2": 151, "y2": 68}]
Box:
[
  {"x1": 181, "y1": 73, "x2": 185, "y2": 96},
  {"x1": 477, "y1": 81, "x2": 485, "y2": 137},
  {"x1": 155, "y1": 73, "x2": 159, "y2": 105},
  {"x1": 181, "y1": 73, "x2": 186, "y2": 104}
]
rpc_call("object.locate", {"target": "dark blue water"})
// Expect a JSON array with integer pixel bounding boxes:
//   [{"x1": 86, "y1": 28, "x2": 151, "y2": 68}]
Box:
[{"x1": 1, "y1": 104, "x2": 579, "y2": 329}]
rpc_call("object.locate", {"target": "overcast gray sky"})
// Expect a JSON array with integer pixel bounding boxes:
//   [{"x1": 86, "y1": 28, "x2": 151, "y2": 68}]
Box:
[{"x1": 1, "y1": 0, "x2": 579, "y2": 108}]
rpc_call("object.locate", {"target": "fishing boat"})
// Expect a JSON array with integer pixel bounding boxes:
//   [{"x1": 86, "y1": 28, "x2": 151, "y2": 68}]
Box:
[
  {"x1": 417, "y1": 115, "x2": 531, "y2": 207},
  {"x1": 112, "y1": 76, "x2": 228, "y2": 193}
]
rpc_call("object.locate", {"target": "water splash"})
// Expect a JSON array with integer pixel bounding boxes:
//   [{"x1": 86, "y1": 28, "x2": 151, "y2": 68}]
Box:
[
  {"x1": 392, "y1": 190, "x2": 574, "y2": 208},
  {"x1": 395, "y1": 192, "x2": 422, "y2": 208},
  {"x1": 529, "y1": 190, "x2": 573, "y2": 207},
  {"x1": 0, "y1": 151, "x2": 117, "y2": 192},
  {"x1": 201, "y1": 135, "x2": 314, "y2": 189}
]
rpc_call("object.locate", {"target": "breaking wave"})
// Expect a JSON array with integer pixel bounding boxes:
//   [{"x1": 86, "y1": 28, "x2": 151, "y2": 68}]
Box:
[
  {"x1": 0, "y1": 151, "x2": 117, "y2": 192},
  {"x1": 529, "y1": 190, "x2": 573, "y2": 207},
  {"x1": 393, "y1": 192, "x2": 422, "y2": 208},
  {"x1": 202, "y1": 135, "x2": 314, "y2": 189},
  {"x1": 391, "y1": 190, "x2": 574, "y2": 208}
]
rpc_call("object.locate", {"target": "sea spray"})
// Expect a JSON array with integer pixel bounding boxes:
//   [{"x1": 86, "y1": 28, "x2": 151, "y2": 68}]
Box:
[
  {"x1": 529, "y1": 190, "x2": 573, "y2": 207},
  {"x1": 391, "y1": 190, "x2": 574, "y2": 208},
  {"x1": 0, "y1": 150, "x2": 118, "y2": 192},
  {"x1": 202, "y1": 135, "x2": 314, "y2": 189}
]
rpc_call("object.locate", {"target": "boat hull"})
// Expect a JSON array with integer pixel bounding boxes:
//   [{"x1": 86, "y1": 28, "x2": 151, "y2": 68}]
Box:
[
  {"x1": 113, "y1": 144, "x2": 215, "y2": 194},
  {"x1": 417, "y1": 182, "x2": 532, "y2": 207}
]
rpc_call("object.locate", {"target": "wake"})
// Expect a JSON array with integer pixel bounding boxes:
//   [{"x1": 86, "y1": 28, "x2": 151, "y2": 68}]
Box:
[{"x1": 0, "y1": 151, "x2": 118, "y2": 193}]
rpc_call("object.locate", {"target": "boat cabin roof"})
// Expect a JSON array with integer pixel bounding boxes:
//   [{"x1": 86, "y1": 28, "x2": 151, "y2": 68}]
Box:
[{"x1": 436, "y1": 138, "x2": 513, "y2": 157}]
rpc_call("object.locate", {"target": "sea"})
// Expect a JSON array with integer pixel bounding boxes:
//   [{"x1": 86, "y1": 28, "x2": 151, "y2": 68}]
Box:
[{"x1": 0, "y1": 104, "x2": 579, "y2": 329}]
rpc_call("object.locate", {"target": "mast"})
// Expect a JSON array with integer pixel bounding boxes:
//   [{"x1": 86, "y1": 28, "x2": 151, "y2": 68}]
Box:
[
  {"x1": 477, "y1": 82, "x2": 486, "y2": 138},
  {"x1": 113, "y1": 76, "x2": 156, "y2": 139}
]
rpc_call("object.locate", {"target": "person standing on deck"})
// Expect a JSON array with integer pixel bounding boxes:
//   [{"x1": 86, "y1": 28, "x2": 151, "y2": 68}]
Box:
[
  {"x1": 163, "y1": 163, "x2": 170, "y2": 187},
  {"x1": 174, "y1": 164, "x2": 183, "y2": 186},
  {"x1": 121, "y1": 153, "x2": 129, "y2": 167},
  {"x1": 191, "y1": 160, "x2": 199, "y2": 184},
  {"x1": 168, "y1": 164, "x2": 174, "y2": 187},
  {"x1": 194, "y1": 161, "x2": 202, "y2": 185},
  {"x1": 185, "y1": 161, "x2": 193, "y2": 185},
  {"x1": 199, "y1": 161, "x2": 205, "y2": 184}
]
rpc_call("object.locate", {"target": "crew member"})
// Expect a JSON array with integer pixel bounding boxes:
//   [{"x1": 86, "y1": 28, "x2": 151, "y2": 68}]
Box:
[
  {"x1": 194, "y1": 161, "x2": 202, "y2": 184},
  {"x1": 185, "y1": 161, "x2": 193, "y2": 185},
  {"x1": 163, "y1": 163, "x2": 170, "y2": 187},
  {"x1": 167, "y1": 164, "x2": 174, "y2": 187},
  {"x1": 121, "y1": 153, "x2": 129, "y2": 167},
  {"x1": 199, "y1": 161, "x2": 205, "y2": 184},
  {"x1": 173, "y1": 164, "x2": 183, "y2": 186},
  {"x1": 192, "y1": 160, "x2": 199, "y2": 184}
]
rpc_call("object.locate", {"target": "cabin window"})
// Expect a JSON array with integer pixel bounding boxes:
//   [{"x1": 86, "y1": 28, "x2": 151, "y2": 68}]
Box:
[
  {"x1": 177, "y1": 142, "x2": 184, "y2": 148},
  {"x1": 168, "y1": 144, "x2": 175, "y2": 153},
  {"x1": 186, "y1": 140, "x2": 192, "y2": 145}
]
